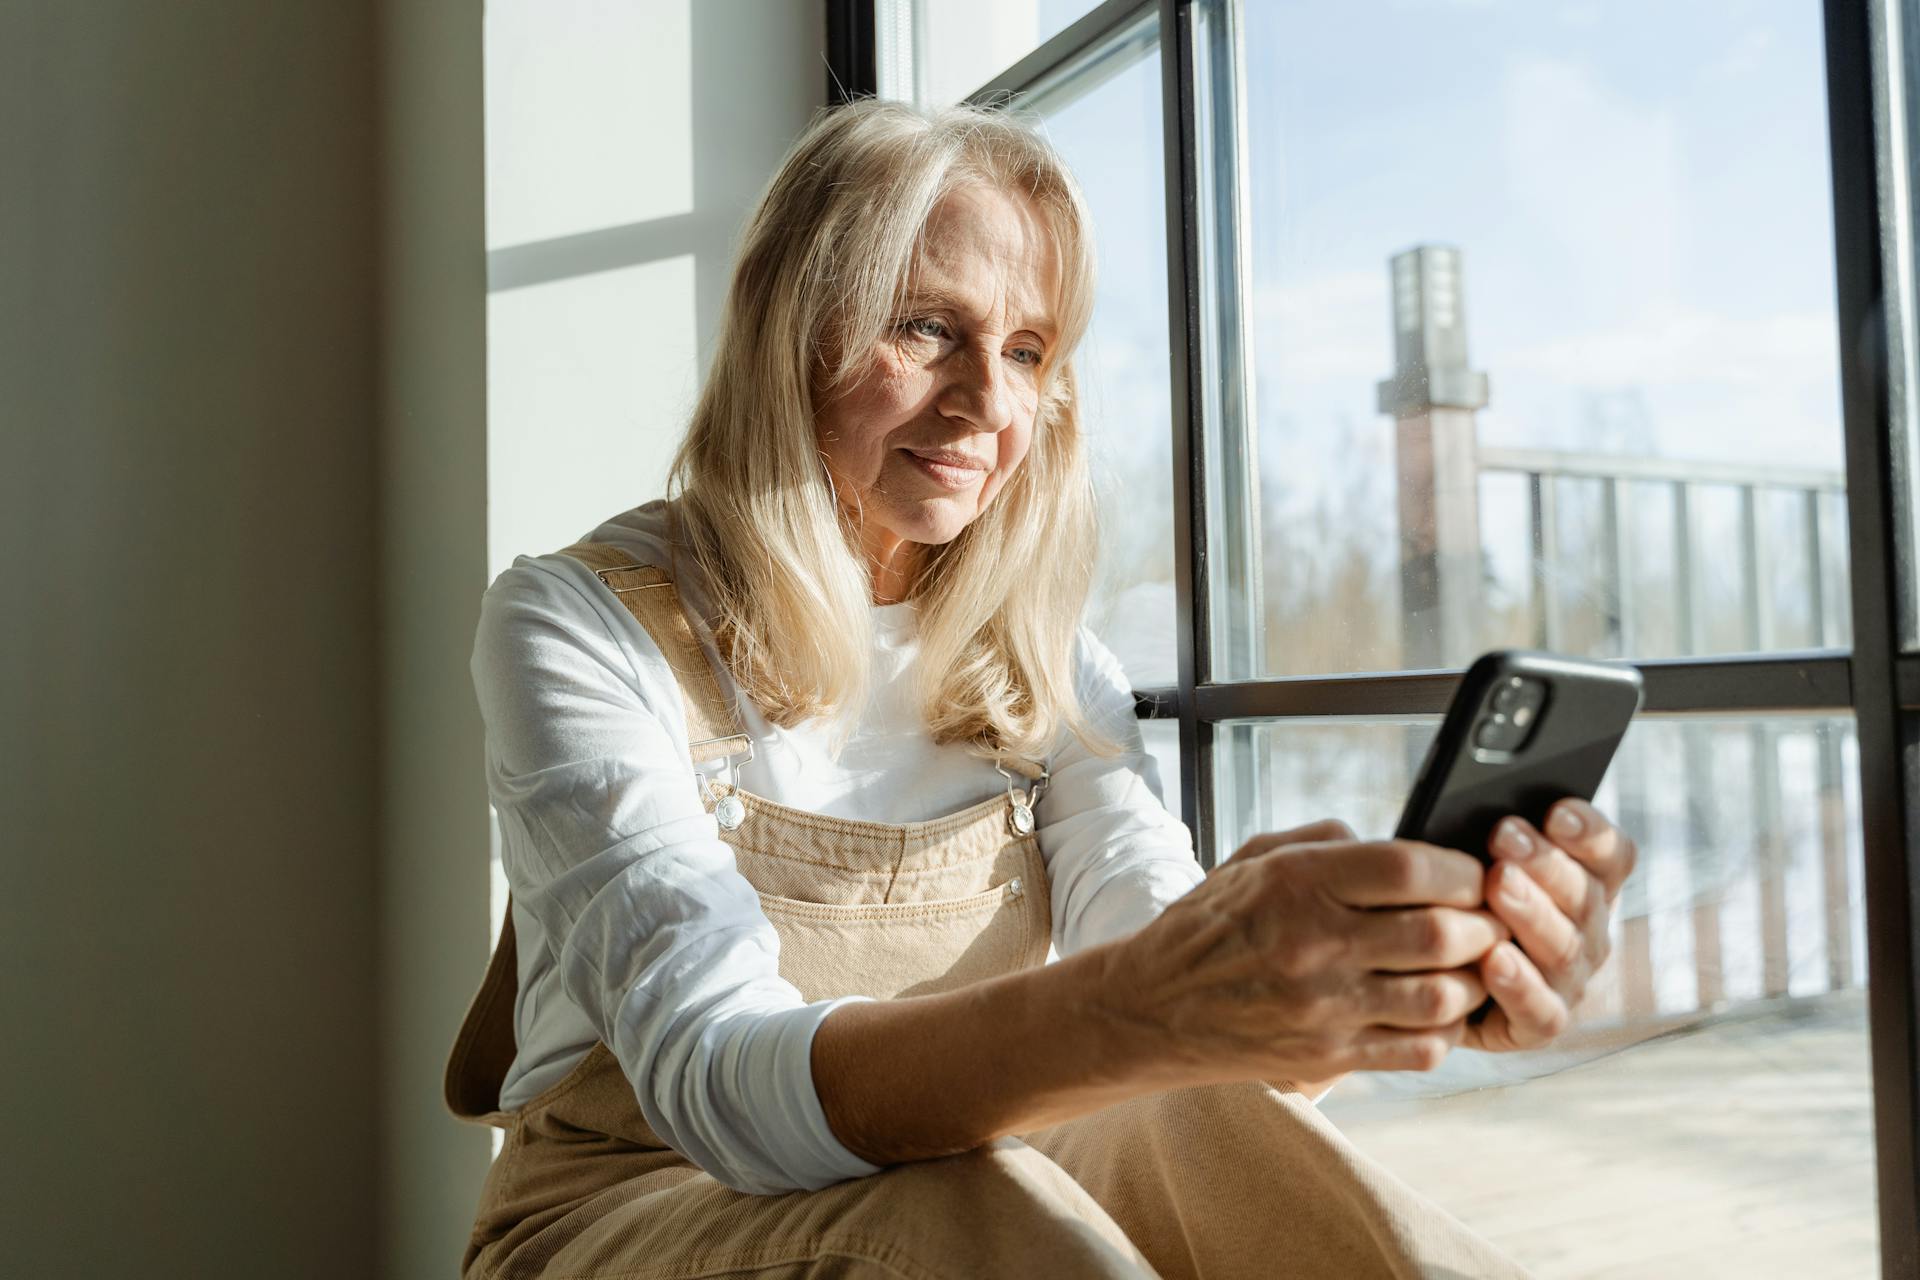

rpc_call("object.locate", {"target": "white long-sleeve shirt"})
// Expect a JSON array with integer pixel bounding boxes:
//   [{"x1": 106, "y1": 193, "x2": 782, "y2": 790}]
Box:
[{"x1": 470, "y1": 498, "x2": 1206, "y2": 1194}]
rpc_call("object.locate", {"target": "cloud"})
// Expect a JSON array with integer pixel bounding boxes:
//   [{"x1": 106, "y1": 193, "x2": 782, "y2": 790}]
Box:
[
  {"x1": 1500, "y1": 57, "x2": 1686, "y2": 314},
  {"x1": 1704, "y1": 25, "x2": 1777, "y2": 81},
  {"x1": 1248, "y1": 268, "x2": 1392, "y2": 383},
  {"x1": 1487, "y1": 302, "x2": 1844, "y2": 468},
  {"x1": 1500, "y1": 304, "x2": 1837, "y2": 389}
]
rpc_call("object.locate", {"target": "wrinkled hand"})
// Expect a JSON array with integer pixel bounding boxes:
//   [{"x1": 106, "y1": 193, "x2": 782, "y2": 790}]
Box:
[
  {"x1": 1109, "y1": 819, "x2": 1509, "y2": 1086},
  {"x1": 1464, "y1": 797, "x2": 1638, "y2": 1052}
]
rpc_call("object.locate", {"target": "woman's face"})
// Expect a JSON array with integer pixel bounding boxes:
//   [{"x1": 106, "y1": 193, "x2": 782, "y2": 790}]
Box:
[{"x1": 815, "y1": 184, "x2": 1061, "y2": 597}]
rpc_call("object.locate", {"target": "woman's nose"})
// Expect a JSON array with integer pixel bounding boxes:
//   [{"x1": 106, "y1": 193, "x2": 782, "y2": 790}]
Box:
[{"x1": 937, "y1": 343, "x2": 1015, "y2": 435}]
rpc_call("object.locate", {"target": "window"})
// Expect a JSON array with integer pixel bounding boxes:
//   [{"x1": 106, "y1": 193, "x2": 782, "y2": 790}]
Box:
[{"x1": 862, "y1": 0, "x2": 1920, "y2": 1272}]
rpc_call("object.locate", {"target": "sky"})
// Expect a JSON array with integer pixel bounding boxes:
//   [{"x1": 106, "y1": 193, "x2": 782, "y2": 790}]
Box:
[
  {"x1": 1034, "y1": 0, "x2": 1844, "y2": 481},
  {"x1": 1013, "y1": 0, "x2": 1851, "y2": 683}
]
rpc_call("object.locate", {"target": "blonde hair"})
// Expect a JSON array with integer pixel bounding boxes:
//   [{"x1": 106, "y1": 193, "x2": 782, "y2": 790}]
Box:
[{"x1": 665, "y1": 98, "x2": 1120, "y2": 769}]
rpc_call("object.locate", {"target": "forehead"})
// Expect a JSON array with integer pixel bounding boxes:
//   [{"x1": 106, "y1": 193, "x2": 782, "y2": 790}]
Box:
[{"x1": 906, "y1": 185, "x2": 1061, "y2": 334}]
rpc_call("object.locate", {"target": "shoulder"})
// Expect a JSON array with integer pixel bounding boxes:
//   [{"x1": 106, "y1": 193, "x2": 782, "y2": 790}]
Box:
[
  {"x1": 474, "y1": 498, "x2": 686, "y2": 664},
  {"x1": 1046, "y1": 624, "x2": 1141, "y2": 756},
  {"x1": 577, "y1": 496, "x2": 680, "y2": 563},
  {"x1": 472, "y1": 547, "x2": 676, "y2": 699},
  {"x1": 1071, "y1": 624, "x2": 1134, "y2": 708}
]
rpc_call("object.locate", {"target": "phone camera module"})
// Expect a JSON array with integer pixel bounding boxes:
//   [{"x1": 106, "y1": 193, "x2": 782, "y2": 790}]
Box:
[
  {"x1": 1474, "y1": 715, "x2": 1519, "y2": 751},
  {"x1": 1474, "y1": 676, "x2": 1549, "y2": 758}
]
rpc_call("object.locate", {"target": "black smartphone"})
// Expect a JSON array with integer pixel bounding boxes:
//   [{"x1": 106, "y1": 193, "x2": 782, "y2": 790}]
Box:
[{"x1": 1395, "y1": 649, "x2": 1644, "y2": 862}]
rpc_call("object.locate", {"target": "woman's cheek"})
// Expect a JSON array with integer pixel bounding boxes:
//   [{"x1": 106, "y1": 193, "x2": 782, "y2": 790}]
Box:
[{"x1": 981, "y1": 451, "x2": 1026, "y2": 507}]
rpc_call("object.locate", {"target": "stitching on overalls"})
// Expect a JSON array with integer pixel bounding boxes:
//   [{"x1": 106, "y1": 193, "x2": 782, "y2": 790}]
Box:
[
  {"x1": 536, "y1": 1229, "x2": 950, "y2": 1280},
  {"x1": 721, "y1": 788, "x2": 1009, "y2": 841},
  {"x1": 717, "y1": 813, "x2": 1016, "y2": 874},
  {"x1": 756, "y1": 882, "x2": 1021, "y2": 923}
]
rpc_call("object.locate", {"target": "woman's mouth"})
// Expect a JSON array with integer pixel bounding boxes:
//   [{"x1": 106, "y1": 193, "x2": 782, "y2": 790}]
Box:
[{"x1": 901, "y1": 449, "x2": 986, "y2": 490}]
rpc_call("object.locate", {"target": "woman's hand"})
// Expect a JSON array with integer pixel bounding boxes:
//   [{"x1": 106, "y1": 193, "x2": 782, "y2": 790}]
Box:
[
  {"x1": 1100, "y1": 820, "x2": 1509, "y2": 1088},
  {"x1": 1464, "y1": 797, "x2": 1638, "y2": 1053}
]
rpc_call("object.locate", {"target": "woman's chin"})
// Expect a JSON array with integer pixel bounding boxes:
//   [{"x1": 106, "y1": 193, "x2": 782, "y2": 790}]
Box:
[{"x1": 878, "y1": 500, "x2": 973, "y2": 545}]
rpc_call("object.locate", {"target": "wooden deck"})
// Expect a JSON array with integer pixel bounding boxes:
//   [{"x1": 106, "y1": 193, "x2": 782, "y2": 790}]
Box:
[{"x1": 1319, "y1": 990, "x2": 1878, "y2": 1278}]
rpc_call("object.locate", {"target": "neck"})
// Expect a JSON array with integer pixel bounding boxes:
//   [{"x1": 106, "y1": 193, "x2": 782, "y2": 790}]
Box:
[{"x1": 861, "y1": 525, "x2": 917, "y2": 607}]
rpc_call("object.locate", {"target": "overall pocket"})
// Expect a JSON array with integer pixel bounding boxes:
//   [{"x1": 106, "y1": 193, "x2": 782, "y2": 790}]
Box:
[{"x1": 758, "y1": 858, "x2": 1051, "y2": 1001}]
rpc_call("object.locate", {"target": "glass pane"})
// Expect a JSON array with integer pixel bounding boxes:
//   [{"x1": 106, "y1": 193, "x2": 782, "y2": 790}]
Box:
[
  {"x1": 1039, "y1": 39, "x2": 1180, "y2": 689},
  {"x1": 1215, "y1": 714, "x2": 1877, "y2": 1275},
  {"x1": 1216, "y1": 2, "x2": 1848, "y2": 677},
  {"x1": 876, "y1": 0, "x2": 1116, "y2": 107}
]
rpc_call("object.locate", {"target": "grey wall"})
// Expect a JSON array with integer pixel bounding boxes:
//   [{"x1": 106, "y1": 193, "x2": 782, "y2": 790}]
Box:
[
  {"x1": 0, "y1": 2, "x2": 385, "y2": 1277},
  {"x1": 2, "y1": 1, "x2": 823, "y2": 1275},
  {"x1": 381, "y1": 0, "x2": 491, "y2": 1276},
  {"x1": 0, "y1": 0, "x2": 485, "y2": 1275}
]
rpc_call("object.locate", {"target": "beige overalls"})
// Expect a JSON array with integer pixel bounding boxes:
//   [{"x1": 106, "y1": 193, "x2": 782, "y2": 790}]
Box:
[{"x1": 443, "y1": 543, "x2": 1529, "y2": 1280}]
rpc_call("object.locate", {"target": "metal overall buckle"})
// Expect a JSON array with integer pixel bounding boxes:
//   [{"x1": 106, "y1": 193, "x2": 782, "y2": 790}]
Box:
[
  {"x1": 693, "y1": 735, "x2": 755, "y2": 831},
  {"x1": 995, "y1": 757, "x2": 1050, "y2": 837}
]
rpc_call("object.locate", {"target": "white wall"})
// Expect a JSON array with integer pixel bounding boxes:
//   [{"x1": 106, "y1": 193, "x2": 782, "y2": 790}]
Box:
[{"x1": 484, "y1": 0, "x2": 826, "y2": 581}]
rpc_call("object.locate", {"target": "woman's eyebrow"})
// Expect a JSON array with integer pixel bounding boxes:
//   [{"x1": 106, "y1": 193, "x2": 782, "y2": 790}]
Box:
[
  {"x1": 903, "y1": 284, "x2": 1057, "y2": 340},
  {"x1": 901, "y1": 284, "x2": 971, "y2": 314}
]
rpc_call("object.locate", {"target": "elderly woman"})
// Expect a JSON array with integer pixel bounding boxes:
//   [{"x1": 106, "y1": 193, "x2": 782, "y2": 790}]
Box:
[{"x1": 446, "y1": 100, "x2": 1633, "y2": 1279}]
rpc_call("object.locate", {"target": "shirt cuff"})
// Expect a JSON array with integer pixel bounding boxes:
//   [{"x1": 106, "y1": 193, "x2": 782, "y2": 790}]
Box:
[{"x1": 779, "y1": 994, "x2": 887, "y2": 1187}]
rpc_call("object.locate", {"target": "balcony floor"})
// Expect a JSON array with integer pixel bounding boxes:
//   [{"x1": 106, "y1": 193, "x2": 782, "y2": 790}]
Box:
[{"x1": 1320, "y1": 990, "x2": 1877, "y2": 1278}]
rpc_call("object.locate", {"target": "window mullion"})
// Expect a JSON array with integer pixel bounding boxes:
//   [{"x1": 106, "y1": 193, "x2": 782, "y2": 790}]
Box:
[
  {"x1": 1158, "y1": 0, "x2": 1217, "y2": 866},
  {"x1": 1828, "y1": 0, "x2": 1920, "y2": 1270}
]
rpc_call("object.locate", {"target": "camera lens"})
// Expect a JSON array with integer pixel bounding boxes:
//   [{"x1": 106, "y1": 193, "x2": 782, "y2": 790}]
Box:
[
  {"x1": 1474, "y1": 717, "x2": 1512, "y2": 750},
  {"x1": 1493, "y1": 677, "x2": 1527, "y2": 715}
]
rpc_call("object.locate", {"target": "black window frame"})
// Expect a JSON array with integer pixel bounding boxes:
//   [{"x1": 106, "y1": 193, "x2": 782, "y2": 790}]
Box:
[{"x1": 830, "y1": 0, "x2": 1920, "y2": 1269}]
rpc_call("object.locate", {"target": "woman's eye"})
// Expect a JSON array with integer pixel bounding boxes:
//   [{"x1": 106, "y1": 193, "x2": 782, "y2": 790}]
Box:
[
  {"x1": 1009, "y1": 347, "x2": 1043, "y2": 368},
  {"x1": 904, "y1": 317, "x2": 949, "y2": 340}
]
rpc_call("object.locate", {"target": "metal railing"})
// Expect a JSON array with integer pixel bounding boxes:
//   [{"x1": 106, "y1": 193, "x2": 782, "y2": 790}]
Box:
[
  {"x1": 1480, "y1": 447, "x2": 1850, "y2": 658},
  {"x1": 1474, "y1": 447, "x2": 1860, "y2": 1024}
]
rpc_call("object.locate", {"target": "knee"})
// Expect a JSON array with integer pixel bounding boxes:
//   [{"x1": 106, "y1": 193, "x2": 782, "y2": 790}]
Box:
[
  {"x1": 843, "y1": 1140, "x2": 1150, "y2": 1277},
  {"x1": 874, "y1": 1137, "x2": 1089, "y2": 1218}
]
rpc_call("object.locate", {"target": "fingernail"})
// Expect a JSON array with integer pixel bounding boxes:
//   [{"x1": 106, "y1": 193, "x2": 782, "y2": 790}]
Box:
[
  {"x1": 1489, "y1": 945, "x2": 1517, "y2": 983},
  {"x1": 1549, "y1": 806, "x2": 1586, "y2": 841},
  {"x1": 1499, "y1": 873, "x2": 1529, "y2": 909},
  {"x1": 1495, "y1": 820, "x2": 1534, "y2": 860}
]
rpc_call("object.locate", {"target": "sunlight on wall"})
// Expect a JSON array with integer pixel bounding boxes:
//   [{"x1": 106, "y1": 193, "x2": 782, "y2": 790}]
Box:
[
  {"x1": 484, "y1": 0, "x2": 693, "y2": 247},
  {"x1": 486, "y1": 256, "x2": 698, "y2": 580}
]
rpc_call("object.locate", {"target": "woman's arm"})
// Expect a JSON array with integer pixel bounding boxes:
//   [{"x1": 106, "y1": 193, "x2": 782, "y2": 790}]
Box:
[
  {"x1": 812, "y1": 826, "x2": 1508, "y2": 1165},
  {"x1": 473, "y1": 556, "x2": 883, "y2": 1193},
  {"x1": 1035, "y1": 628, "x2": 1206, "y2": 956},
  {"x1": 811, "y1": 937, "x2": 1170, "y2": 1163}
]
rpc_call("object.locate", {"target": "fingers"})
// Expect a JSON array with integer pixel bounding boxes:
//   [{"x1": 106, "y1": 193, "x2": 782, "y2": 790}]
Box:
[
  {"x1": 1472, "y1": 941, "x2": 1571, "y2": 1051},
  {"x1": 1324, "y1": 840, "x2": 1486, "y2": 909},
  {"x1": 1543, "y1": 798, "x2": 1638, "y2": 902},
  {"x1": 1280, "y1": 818, "x2": 1359, "y2": 845},
  {"x1": 1350, "y1": 905, "x2": 1509, "y2": 971},
  {"x1": 1230, "y1": 818, "x2": 1357, "y2": 862},
  {"x1": 1363, "y1": 969, "x2": 1488, "y2": 1029},
  {"x1": 1488, "y1": 817, "x2": 1595, "y2": 919},
  {"x1": 1485, "y1": 858, "x2": 1591, "y2": 979},
  {"x1": 1487, "y1": 814, "x2": 1616, "y2": 985},
  {"x1": 1340, "y1": 1021, "x2": 1465, "y2": 1073}
]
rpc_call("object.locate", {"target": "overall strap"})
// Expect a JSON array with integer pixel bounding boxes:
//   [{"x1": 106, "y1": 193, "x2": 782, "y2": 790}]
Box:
[
  {"x1": 441, "y1": 541, "x2": 750, "y2": 1126},
  {"x1": 554, "y1": 541, "x2": 751, "y2": 765}
]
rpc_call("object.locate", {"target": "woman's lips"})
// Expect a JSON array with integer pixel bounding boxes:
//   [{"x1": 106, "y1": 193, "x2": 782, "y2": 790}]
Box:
[{"x1": 901, "y1": 449, "x2": 986, "y2": 490}]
